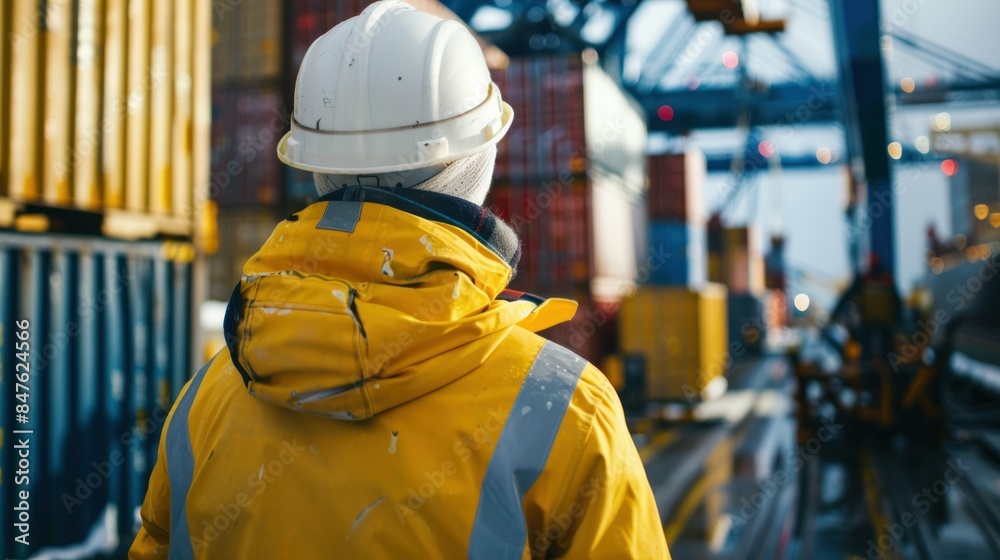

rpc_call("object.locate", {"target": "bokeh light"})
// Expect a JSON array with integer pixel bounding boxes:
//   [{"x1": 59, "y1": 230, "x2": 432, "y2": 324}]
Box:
[
  {"x1": 941, "y1": 159, "x2": 958, "y2": 177},
  {"x1": 975, "y1": 204, "x2": 990, "y2": 220},
  {"x1": 722, "y1": 51, "x2": 739, "y2": 69},
  {"x1": 914, "y1": 135, "x2": 930, "y2": 154},
  {"x1": 887, "y1": 142, "x2": 902, "y2": 159},
  {"x1": 816, "y1": 147, "x2": 832, "y2": 164},
  {"x1": 932, "y1": 112, "x2": 951, "y2": 131},
  {"x1": 900, "y1": 77, "x2": 915, "y2": 93},
  {"x1": 758, "y1": 140, "x2": 775, "y2": 158},
  {"x1": 657, "y1": 105, "x2": 675, "y2": 121}
]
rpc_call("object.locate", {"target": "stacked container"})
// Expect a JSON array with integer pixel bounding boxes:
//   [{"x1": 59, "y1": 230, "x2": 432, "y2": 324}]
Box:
[
  {"x1": 210, "y1": 0, "x2": 286, "y2": 211},
  {"x1": 1, "y1": 0, "x2": 211, "y2": 554},
  {"x1": 646, "y1": 148, "x2": 707, "y2": 286},
  {"x1": 708, "y1": 224, "x2": 769, "y2": 353},
  {"x1": 484, "y1": 51, "x2": 648, "y2": 366}
]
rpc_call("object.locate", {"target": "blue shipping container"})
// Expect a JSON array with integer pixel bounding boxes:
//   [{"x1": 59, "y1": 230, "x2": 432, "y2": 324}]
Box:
[
  {"x1": 647, "y1": 220, "x2": 706, "y2": 286},
  {"x1": 0, "y1": 233, "x2": 197, "y2": 557}
]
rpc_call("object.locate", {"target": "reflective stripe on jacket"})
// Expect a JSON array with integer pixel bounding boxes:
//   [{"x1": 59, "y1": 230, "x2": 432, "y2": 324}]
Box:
[{"x1": 130, "y1": 188, "x2": 669, "y2": 559}]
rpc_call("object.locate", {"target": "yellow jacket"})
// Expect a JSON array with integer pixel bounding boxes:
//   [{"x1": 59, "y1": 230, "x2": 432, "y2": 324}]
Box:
[{"x1": 131, "y1": 187, "x2": 668, "y2": 559}]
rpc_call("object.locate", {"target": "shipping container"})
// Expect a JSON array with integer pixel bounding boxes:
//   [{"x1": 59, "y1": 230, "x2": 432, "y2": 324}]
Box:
[
  {"x1": 0, "y1": 233, "x2": 199, "y2": 558},
  {"x1": 208, "y1": 206, "x2": 283, "y2": 300},
  {"x1": 647, "y1": 148, "x2": 707, "y2": 223},
  {"x1": 648, "y1": 220, "x2": 707, "y2": 287},
  {"x1": 764, "y1": 234, "x2": 787, "y2": 291},
  {"x1": 708, "y1": 226, "x2": 766, "y2": 295},
  {"x1": 211, "y1": 0, "x2": 284, "y2": 85},
  {"x1": 2, "y1": 0, "x2": 212, "y2": 241},
  {"x1": 8, "y1": 0, "x2": 43, "y2": 202},
  {"x1": 765, "y1": 289, "x2": 788, "y2": 334},
  {"x1": 73, "y1": 0, "x2": 103, "y2": 210},
  {"x1": 0, "y1": 1, "x2": 8, "y2": 201},
  {"x1": 728, "y1": 293, "x2": 766, "y2": 354},
  {"x1": 210, "y1": 87, "x2": 287, "y2": 207},
  {"x1": 491, "y1": 51, "x2": 647, "y2": 190},
  {"x1": 619, "y1": 284, "x2": 730, "y2": 402},
  {"x1": 487, "y1": 175, "x2": 643, "y2": 299}
]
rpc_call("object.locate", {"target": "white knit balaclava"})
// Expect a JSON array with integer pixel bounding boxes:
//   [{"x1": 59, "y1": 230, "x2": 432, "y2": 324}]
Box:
[{"x1": 314, "y1": 145, "x2": 497, "y2": 206}]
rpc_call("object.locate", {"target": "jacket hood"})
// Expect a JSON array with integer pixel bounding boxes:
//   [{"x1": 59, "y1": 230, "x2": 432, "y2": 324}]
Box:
[{"x1": 223, "y1": 187, "x2": 576, "y2": 420}]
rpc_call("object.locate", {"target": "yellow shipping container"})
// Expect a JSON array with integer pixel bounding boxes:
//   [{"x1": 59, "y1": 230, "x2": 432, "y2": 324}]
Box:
[
  {"x1": 0, "y1": 1, "x2": 9, "y2": 197},
  {"x1": 8, "y1": 0, "x2": 43, "y2": 201},
  {"x1": 3, "y1": 0, "x2": 210, "y2": 242},
  {"x1": 620, "y1": 284, "x2": 729, "y2": 401}
]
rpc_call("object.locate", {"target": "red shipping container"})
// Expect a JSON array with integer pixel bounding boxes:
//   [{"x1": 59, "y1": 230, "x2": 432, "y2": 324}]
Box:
[
  {"x1": 211, "y1": 87, "x2": 284, "y2": 206},
  {"x1": 647, "y1": 148, "x2": 705, "y2": 222},
  {"x1": 491, "y1": 55, "x2": 587, "y2": 182}
]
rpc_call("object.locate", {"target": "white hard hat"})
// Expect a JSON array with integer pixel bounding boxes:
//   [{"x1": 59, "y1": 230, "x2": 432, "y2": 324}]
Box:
[{"x1": 277, "y1": 0, "x2": 513, "y2": 175}]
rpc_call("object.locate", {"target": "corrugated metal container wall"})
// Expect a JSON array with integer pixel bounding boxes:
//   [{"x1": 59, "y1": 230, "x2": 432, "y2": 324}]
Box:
[
  {"x1": 491, "y1": 55, "x2": 586, "y2": 182},
  {"x1": 210, "y1": 87, "x2": 287, "y2": 207},
  {"x1": 0, "y1": 234, "x2": 196, "y2": 558},
  {"x1": 208, "y1": 207, "x2": 283, "y2": 300},
  {"x1": 582, "y1": 59, "x2": 647, "y2": 194},
  {"x1": 648, "y1": 220, "x2": 707, "y2": 287},
  {"x1": 2, "y1": 0, "x2": 211, "y2": 240},
  {"x1": 211, "y1": 0, "x2": 284, "y2": 84},
  {"x1": 486, "y1": 176, "x2": 644, "y2": 299},
  {"x1": 493, "y1": 51, "x2": 646, "y2": 186},
  {"x1": 647, "y1": 148, "x2": 706, "y2": 223},
  {"x1": 491, "y1": 53, "x2": 647, "y2": 188},
  {"x1": 487, "y1": 179, "x2": 593, "y2": 292},
  {"x1": 0, "y1": 2, "x2": 7, "y2": 203},
  {"x1": 619, "y1": 284, "x2": 730, "y2": 401}
]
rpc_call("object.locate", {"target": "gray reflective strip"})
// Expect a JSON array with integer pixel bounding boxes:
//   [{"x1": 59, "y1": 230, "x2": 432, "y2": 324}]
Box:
[
  {"x1": 468, "y1": 342, "x2": 586, "y2": 560},
  {"x1": 166, "y1": 357, "x2": 216, "y2": 560},
  {"x1": 317, "y1": 200, "x2": 362, "y2": 232}
]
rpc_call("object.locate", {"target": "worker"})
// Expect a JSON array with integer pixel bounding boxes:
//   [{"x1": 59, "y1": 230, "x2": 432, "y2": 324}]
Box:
[{"x1": 130, "y1": 1, "x2": 668, "y2": 558}]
